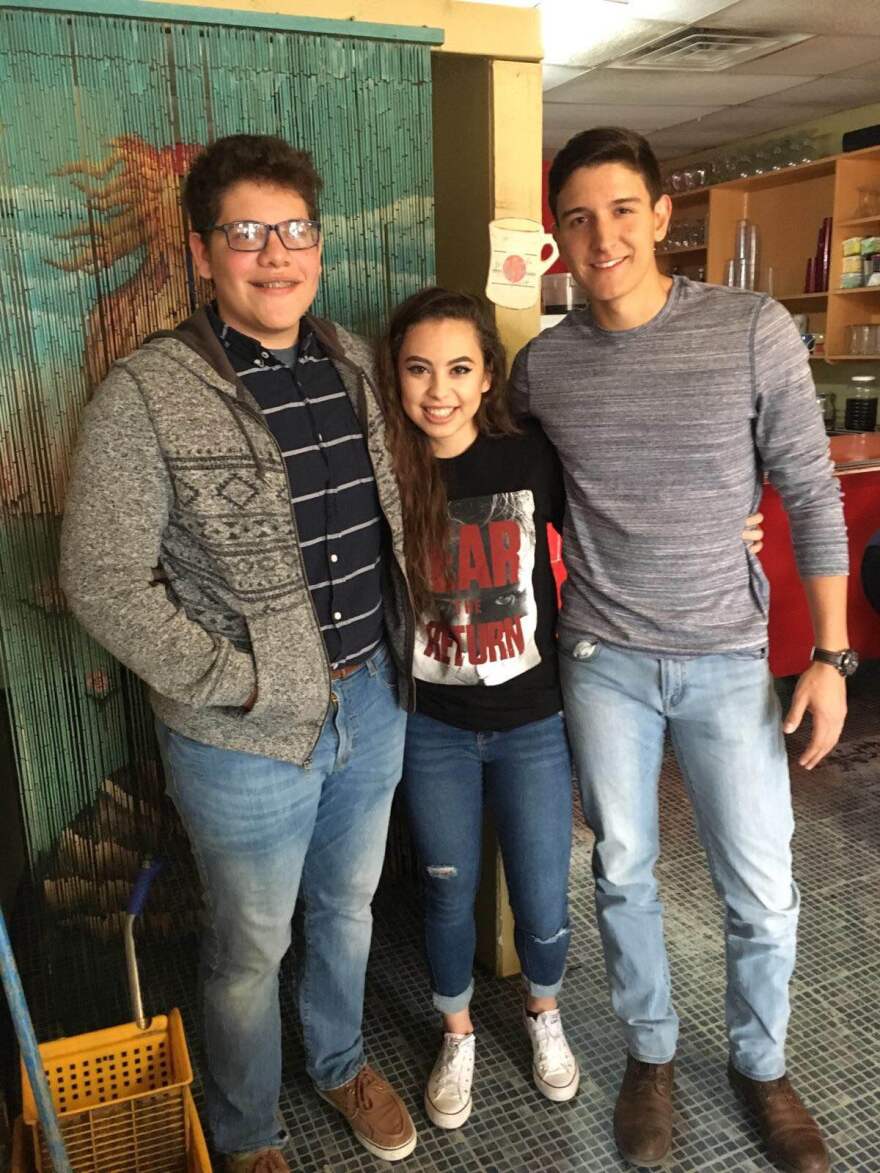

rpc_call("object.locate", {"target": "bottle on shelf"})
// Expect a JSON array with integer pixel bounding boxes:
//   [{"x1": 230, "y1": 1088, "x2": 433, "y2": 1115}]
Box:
[{"x1": 844, "y1": 375, "x2": 878, "y2": 432}]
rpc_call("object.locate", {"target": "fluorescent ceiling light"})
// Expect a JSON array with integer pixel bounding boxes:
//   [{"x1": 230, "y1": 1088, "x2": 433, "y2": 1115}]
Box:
[{"x1": 542, "y1": 0, "x2": 647, "y2": 66}]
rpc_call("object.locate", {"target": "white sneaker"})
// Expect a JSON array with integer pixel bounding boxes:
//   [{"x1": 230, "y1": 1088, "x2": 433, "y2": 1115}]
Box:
[
  {"x1": 524, "y1": 1010, "x2": 580, "y2": 1102},
  {"x1": 424, "y1": 1032, "x2": 475, "y2": 1129}
]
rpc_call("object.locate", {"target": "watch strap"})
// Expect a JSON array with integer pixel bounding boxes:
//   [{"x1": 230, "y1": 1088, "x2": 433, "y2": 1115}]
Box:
[{"x1": 811, "y1": 647, "x2": 858, "y2": 676}]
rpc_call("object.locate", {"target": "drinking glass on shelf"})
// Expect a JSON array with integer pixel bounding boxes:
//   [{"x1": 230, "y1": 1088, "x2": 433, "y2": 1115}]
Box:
[
  {"x1": 855, "y1": 187, "x2": 880, "y2": 218},
  {"x1": 869, "y1": 324, "x2": 880, "y2": 355},
  {"x1": 669, "y1": 170, "x2": 686, "y2": 193},
  {"x1": 720, "y1": 155, "x2": 739, "y2": 182},
  {"x1": 769, "y1": 138, "x2": 790, "y2": 170},
  {"x1": 793, "y1": 136, "x2": 818, "y2": 163},
  {"x1": 847, "y1": 323, "x2": 873, "y2": 356}
]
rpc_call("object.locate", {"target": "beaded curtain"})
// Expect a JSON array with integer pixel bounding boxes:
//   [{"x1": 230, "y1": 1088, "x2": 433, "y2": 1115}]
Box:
[{"x1": 0, "y1": 4, "x2": 433, "y2": 1022}]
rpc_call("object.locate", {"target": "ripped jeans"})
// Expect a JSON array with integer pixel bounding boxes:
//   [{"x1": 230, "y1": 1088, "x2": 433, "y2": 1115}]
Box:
[{"x1": 403, "y1": 710, "x2": 573, "y2": 1014}]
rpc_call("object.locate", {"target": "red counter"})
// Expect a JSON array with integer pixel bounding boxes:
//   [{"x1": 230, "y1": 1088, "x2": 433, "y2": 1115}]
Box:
[{"x1": 761, "y1": 462, "x2": 880, "y2": 676}]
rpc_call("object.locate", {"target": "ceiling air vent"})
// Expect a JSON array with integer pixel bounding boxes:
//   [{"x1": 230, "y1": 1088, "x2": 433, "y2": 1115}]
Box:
[{"x1": 609, "y1": 27, "x2": 810, "y2": 72}]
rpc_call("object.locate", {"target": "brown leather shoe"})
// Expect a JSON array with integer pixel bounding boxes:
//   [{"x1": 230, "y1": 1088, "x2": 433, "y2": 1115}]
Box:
[
  {"x1": 613, "y1": 1054, "x2": 674, "y2": 1167},
  {"x1": 224, "y1": 1148, "x2": 290, "y2": 1173},
  {"x1": 728, "y1": 1064, "x2": 830, "y2": 1172},
  {"x1": 319, "y1": 1064, "x2": 417, "y2": 1161}
]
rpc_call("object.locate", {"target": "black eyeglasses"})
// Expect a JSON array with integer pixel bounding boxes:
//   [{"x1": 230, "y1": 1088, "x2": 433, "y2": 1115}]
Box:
[{"x1": 209, "y1": 219, "x2": 321, "y2": 252}]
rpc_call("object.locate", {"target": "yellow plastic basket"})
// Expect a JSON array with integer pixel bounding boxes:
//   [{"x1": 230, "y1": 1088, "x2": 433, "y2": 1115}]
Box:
[{"x1": 19, "y1": 1010, "x2": 211, "y2": 1172}]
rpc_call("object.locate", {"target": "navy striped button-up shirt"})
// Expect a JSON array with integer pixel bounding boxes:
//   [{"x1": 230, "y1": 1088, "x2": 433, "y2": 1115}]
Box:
[{"x1": 210, "y1": 308, "x2": 385, "y2": 669}]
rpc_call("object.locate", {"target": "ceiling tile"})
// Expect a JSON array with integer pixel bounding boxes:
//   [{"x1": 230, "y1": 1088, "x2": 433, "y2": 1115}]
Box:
[
  {"x1": 702, "y1": 0, "x2": 880, "y2": 37},
  {"x1": 753, "y1": 77, "x2": 880, "y2": 107},
  {"x1": 542, "y1": 65, "x2": 588, "y2": 93},
  {"x1": 625, "y1": 0, "x2": 740, "y2": 19},
  {"x1": 835, "y1": 59, "x2": 880, "y2": 81},
  {"x1": 543, "y1": 102, "x2": 723, "y2": 135},
  {"x1": 546, "y1": 67, "x2": 807, "y2": 107},
  {"x1": 727, "y1": 36, "x2": 880, "y2": 77},
  {"x1": 542, "y1": 14, "x2": 680, "y2": 69}
]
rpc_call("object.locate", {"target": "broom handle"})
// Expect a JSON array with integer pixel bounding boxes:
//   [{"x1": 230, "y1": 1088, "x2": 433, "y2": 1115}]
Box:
[
  {"x1": 0, "y1": 907, "x2": 73, "y2": 1172},
  {"x1": 125, "y1": 856, "x2": 164, "y2": 1029}
]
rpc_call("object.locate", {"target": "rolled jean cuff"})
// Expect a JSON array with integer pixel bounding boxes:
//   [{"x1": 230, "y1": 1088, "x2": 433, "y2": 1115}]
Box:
[
  {"x1": 432, "y1": 979, "x2": 474, "y2": 1015},
  {"x1": 315, "y1": 1058, "x2": 367, "y2": 1094},
  {"x1": 629, "y1": 1046, "x2": 676, "y2": 1066},
  {"x1": 521, "y1": 973, "x2": 565, "y2": 1000},
  {"x1": 729, "y1": 1058, "x2": 786, "y2": 1082}
]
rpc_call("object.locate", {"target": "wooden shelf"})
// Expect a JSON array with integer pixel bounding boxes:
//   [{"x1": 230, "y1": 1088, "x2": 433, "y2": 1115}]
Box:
[
  {"x1": 668, "y1": 143, "x2": 880, "y2": 355},
  {"x1": 720, "y1": 155, "x2": 836, "y2": 192},
  {"x1": 668, "y1": 187, "x2": 711, "y2": 207}
]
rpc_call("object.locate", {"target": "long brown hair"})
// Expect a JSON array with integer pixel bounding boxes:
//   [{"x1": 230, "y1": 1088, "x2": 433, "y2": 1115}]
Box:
[{"x1": 378, "y1": 287, "x2": 519, "y2": 617}]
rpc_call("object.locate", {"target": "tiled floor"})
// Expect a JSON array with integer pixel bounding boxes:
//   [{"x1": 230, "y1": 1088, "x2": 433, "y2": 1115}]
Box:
[{"x1": 12, "y1": 667, "x2": 880, "y2": 1171}]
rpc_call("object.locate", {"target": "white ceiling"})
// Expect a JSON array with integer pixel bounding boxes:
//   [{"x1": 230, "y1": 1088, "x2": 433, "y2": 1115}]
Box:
[{"x1": 458, "y1": 0, "x2": 880, "y2": 159}]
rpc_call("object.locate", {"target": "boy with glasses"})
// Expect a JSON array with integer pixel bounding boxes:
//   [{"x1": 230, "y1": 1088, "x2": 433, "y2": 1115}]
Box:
[{"x1": 61, "y1": 134, "x2": 417, "y2": 1172}]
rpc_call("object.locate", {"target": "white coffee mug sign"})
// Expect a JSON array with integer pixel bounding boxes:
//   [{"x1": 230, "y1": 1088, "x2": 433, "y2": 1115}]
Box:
[{"x1": 486, "y1": 218, "x2": 559, "y2": 309}]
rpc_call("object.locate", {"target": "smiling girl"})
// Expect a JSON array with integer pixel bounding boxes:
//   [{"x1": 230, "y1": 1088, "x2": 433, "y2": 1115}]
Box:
[{"x1": 379, "y1": 288, "x2": 580, "y2": 1129}]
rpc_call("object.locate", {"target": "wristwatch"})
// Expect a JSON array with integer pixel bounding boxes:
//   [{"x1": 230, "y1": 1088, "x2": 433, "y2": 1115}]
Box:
[{"x1": 811, "y1": 647, "x2": 859, "y2": 677}]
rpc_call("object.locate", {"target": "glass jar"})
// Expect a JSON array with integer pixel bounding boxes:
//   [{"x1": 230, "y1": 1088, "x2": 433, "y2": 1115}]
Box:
[
  {"x1": 816, "y1": 391, "x2": 836, "y2": 431},
  {"x1": 844, "y1": 375, "x2": 878, "y2": 432}
]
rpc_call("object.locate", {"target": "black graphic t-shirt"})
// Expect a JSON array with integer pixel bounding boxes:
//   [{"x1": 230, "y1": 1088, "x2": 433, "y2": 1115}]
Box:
[{"x1": 414, "y1": 421, "x2": 565, "y2": 732}]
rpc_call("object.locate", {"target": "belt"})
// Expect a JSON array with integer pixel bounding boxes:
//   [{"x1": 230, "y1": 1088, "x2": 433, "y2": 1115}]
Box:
[{"x1": 330, "y1": 660, "x2": 364, "y2": 682}]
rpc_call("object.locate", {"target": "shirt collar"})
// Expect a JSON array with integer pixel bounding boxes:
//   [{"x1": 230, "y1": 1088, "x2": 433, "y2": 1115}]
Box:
[{"x1": 206, "y1": 302, "x2": 316, "y2": 365}]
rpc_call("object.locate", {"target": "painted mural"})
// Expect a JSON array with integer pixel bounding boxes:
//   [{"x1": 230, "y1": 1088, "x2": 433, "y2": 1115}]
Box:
[
  {"x1": 0, "y1": 5, "x2": 434, "y2": 1008},
  {"x1": 51, "y1": 135, "x2": 203, "y2": 386}
]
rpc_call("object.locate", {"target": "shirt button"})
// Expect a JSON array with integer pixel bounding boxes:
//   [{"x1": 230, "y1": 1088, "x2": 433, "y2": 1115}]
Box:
[
  {"x1": 330, "y1": 554, "x2": 339, "y2": 564},
  {"x1": 333, "y1": 611, "x2": 342, "y2": 621}
]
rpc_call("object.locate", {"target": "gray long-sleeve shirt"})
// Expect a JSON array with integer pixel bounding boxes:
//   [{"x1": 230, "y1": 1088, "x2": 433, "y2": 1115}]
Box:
[{"x1": 510, "y1": 276, "x2": 849, "y2": 656}]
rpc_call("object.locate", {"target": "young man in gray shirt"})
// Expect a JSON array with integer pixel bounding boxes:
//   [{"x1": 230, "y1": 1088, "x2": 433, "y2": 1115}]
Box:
[{"x1": 511, "y1": 127, "x2": 853, "y2": 1173}]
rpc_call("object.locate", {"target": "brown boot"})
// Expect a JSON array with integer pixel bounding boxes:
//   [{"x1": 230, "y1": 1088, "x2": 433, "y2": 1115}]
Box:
[
  {"x1": 728, "y1": 1064, "x2": 830, "y2": 1172},
  {"x1": 613, "y1": 1054, "x2": 674, "y2": 1167},
  {"x1": 319, "y1": 1064, "x2": 417, "y2": 1161}
]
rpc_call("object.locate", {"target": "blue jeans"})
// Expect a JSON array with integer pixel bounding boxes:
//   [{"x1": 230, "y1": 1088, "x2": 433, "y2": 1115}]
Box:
[
  {"x1": 156, "y1": 644, "x2": 406, "y2": 1156},
  {"x1": 402, "y1": 710, "x2": 573, "y2": 1014},
  {"x1": 558, "y1": 627, "x2": 799, "y2": 1082}
]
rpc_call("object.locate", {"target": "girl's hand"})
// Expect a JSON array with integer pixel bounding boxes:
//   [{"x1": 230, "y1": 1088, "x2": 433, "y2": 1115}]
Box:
[{"x1": 742, "y1": 512, "x2": 764, "y2": 554}]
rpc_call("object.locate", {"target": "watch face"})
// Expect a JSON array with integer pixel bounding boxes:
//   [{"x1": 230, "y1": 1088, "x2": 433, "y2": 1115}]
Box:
[{"x1": 842, "y1": 649, "x2": 860, "y2": 676}]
